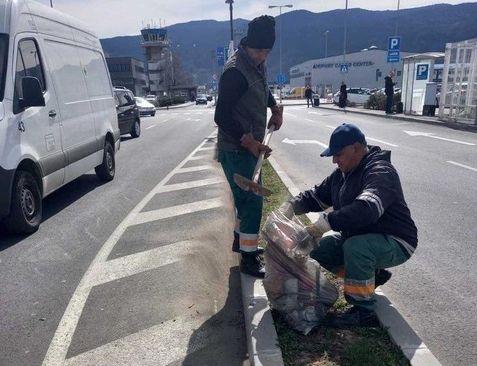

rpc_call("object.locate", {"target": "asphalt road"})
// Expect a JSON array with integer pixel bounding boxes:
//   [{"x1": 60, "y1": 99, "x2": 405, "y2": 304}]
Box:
[
  {"x1": 0, "y1": 104, "x2": 248, "y2": 366},
  {"x1": 271, "y1": 105, "x2": 477, "y2": 366}
]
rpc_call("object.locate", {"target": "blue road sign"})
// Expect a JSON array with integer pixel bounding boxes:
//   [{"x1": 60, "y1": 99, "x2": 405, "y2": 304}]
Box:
[
  {"x1": 416, "y1": 64, "x2": 429, "y2": 80},
  {"x1": 216, "y1": 47, "x2": 225, "y2": 66},
  {"x1": 387, "y1": 36, "x2": 401, "y2": 63},
  {"x1": 340, "y1": 64, "x2": 349, "y2": 73},
  {"x1": 276, "y1": 73, "x2": 286, "y2": 84}
]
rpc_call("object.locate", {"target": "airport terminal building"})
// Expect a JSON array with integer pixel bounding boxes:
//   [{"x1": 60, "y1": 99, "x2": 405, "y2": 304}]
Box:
[{"x1": 289, "y1": 49, "x2": 412, "y2": 95}]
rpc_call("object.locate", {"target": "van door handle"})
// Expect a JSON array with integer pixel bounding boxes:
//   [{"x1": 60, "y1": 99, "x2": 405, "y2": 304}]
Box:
[{"x1": 49, "y1": 110, "x2": 57, "y2": 118}]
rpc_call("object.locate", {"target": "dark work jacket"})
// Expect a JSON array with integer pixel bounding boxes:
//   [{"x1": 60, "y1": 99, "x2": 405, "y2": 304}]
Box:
[
  {"x1": 385, "y1": 76, "x2": 395, "y2": 96},
  {"x1": 291, "y1": 146, "x2": 418, "y2": 256},
  {"x1": 305, "y1": 88, "x2": 313, "y2": 99}
]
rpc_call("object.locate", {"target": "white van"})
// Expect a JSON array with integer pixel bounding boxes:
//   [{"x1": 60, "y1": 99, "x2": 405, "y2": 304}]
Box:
[{"x1": 0, "y1": 0, "x2": 120, "y2": 234}]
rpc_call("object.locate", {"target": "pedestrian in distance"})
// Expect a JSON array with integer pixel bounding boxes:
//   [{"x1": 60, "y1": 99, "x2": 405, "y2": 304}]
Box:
[
  {"x1": 279, "y1": 123, "x2": 417, "y2": 327},
  {"x1": 339, "y1": 81, "x2": 347, "y2": 109},
  {"x1": 305, "y1": 85, "x2": 313, "y2": 108},
  {"x1": 214, "y1": 15, "x2": 284, "y2": 278},
  {"x1": 385, "y1": 70, "x2": 396, "y2": 114}
]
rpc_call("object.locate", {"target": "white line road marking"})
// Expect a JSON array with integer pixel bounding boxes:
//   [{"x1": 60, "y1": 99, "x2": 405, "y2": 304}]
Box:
[
  {"x1": 326, "y1": 125, "x2": 335, "y2": 130},
  {"x1": 198, "y1": 146, "x2": 216, "y2": 151},
  {"x1": 305, "y1": 118, "x2": 316, "y2": 123},
  {"x1": 145, "y1": 125, "x2": 157, "y2": 130},
  {"x1": 404, "y1": 130, "x2": 476, "y2": 146},
  {"x1": 447, "y1": 161, "x2": 477, "y2": 172},
  {"x1": 176, "y1": 165, "x2": 214, "y2": 174},
  {"x1": 42, "y1": 130, "x2": 218, "y2": 366},
  {"x1": 155, "y1": 178, "x2": 224, "y2": 194},
  {"x1": 189, "y1": 155, "x2": 212, "y2": 161},
  {"x1": 64, "y1": 316, "x2": 213, "y2": 366},
  {"x1": 88, "y1": 241, "x2": 195, "y2": 288},
  {"x1": 131, "y1": 198, "x2": 223, "y2": 226},
  {"x1": 282, "y1": 138, "x2": 328, "y2": 148},
  {"x1": 366, "y1": 137, "x2": 398, "y2": 147},
  {"x1": 284, "y1": 112, "x2": 297, "y2": 118}
]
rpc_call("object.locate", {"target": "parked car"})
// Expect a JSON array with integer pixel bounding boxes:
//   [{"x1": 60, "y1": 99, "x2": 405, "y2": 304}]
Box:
[
  {"x1": 0, "y1": 0, "x2": 120, "y2": 234},
  {"x1": 196, "y1": 94, "x2": 208, "y2": 105},
  {"x1": 333, "y1": 88, "x2": 373, "y2": 105},
  {"x1": 114, "y1": 88, "x2": 141, "y2": 138},
  {"x1": 145, "y1": 94, "x2": 157, "y2": 103},
  {"x1": 206, "y1": 95, "x2": 213, "y2": 102},
  {"x1": 134, "y1": 97, "x2": 156, "y2": 116}
]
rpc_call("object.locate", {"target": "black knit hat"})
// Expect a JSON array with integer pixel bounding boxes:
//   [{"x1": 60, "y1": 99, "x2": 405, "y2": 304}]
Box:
[{"x1": 242, "y1": 15, "x2": 276, "y2": 49}]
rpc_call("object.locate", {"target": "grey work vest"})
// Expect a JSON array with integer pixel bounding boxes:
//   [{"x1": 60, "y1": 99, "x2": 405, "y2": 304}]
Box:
[{"x1": 217, "y1": 49, "x2": 269, "y2": 152}]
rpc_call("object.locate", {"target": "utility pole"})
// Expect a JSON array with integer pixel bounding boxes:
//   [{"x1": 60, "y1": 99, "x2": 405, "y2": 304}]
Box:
[
  {"x1": 343, "y1": 0, "x2": 348, "y2": 65},
  {"x1": 269, "y1": 4, "x2": 293, "y2": 103},
  {"x1": 323, "y1": 30, "x2": 330, "y2": 58},
  {"x1": 50, "y1": 0, "x2": 53, "y2": 7}
]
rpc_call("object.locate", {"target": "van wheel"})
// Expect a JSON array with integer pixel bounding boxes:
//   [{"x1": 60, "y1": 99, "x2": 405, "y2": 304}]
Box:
[
  {"x1": 4, "y1": 170, "x2": 42, "y2": 234},
  {"x1": 131, "y1": 120, "x2": 141, "y2": 138},
  {"x1": 95, "y1": 141, "x2": 115, "y2": 182}
]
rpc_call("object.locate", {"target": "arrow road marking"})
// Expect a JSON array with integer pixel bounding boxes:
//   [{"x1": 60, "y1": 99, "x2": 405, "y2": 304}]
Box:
[
  {"x1": 282, "y1": 138, "x2": 328, "y2": 148},
  {"x1": 404, "y1": 131, "x2": 475, "y2": 146},
  {"x1": 447, "y1": 161, "x2": 477, "y2": 172}
]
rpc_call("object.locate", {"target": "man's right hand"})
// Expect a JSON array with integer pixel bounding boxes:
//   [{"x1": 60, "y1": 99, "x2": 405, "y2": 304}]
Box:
[{"x1": 240, "y1": 133, "x2": 272, "y2": 158}]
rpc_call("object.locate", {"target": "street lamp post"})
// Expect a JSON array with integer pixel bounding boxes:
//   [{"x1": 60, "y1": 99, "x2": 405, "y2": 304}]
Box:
[
  {"x1": 269, "y1": 4, "x2": 293, "y2": 103},
  {"x1": 225, "y1": 0, "x2": 235, "y2": 59},
  {"x1": 395, "y1": 0, "x2": 401, "y2": 36},
  {"x1": 323, "y1": 30, "x2": 330, "y2": 58},
  {"x1": 50, "y1": 0, "x2": 53, "y2": 7},
  {"x1": 343, "y1": 0, "x2": 348, "y2": 65}
]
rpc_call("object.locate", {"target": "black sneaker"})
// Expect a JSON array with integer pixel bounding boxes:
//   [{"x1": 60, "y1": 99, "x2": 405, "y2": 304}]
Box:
[
  {"x1": 375, "y1": 269, "x2": 392, "y2": 287},
  {"x1": 240, "y1": 251, "x2": 265, "y2": 278},
  {"x1": 327, "y1": 306, "x2": 379, "y2": 328}
]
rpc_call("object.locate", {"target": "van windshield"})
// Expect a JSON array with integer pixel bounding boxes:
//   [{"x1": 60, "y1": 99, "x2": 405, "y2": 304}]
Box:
[{"x1": 0, "y1": 34, "x2": 8, "y2": 102}]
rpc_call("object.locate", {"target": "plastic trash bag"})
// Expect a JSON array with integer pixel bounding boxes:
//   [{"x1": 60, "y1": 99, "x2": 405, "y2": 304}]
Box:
[{"x1": 262, "y1": 210, "x2": 339, "y2": 335}]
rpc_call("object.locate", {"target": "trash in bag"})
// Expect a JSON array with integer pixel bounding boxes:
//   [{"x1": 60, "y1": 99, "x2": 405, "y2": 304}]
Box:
[{"x1": 262, "y1": 210, "x2": 339, "y2": 335}]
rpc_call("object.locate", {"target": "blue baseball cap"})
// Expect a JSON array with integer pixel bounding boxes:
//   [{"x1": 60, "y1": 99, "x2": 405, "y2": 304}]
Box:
[{"x1": 320, "y1": 123, "x2": 366, "y2": 157}]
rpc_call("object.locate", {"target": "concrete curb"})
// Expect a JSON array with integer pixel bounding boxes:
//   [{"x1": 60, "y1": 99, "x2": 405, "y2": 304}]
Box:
[
  {"x1": 156, "y1": 102, "x2": 195, "y2": 110},
  {"x1": 266, "y1": 156, "x2": 442, "y2": 366},
  {"x1": 318, "y1": 105, "x2": 477, "y2": 132},
  {"x1": 240, "y1": 273, "x2": 285, "y2": 366}
]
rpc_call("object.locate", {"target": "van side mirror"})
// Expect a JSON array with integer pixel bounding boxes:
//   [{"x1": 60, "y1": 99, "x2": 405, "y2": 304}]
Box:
[{"x1": 19, "y1": 77, "x2": 45, "y2": 109}]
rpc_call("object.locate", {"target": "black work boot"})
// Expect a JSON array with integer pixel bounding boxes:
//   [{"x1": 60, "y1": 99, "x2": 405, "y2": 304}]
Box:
[
  {"x1": 375, "y1": 269, "x2": 392, "y2": 288},
  {"x1": 327, "y1": 306, "x2": 379, "y2": 328},
  {"x1": 240, "y1": 251, "x2": 265, "y2": 278}
]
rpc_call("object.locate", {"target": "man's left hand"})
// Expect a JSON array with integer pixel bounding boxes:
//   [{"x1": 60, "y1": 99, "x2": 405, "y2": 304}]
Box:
[
  {"x1": 268, "y1": 104, "x2": 283, "y2": 130},
  {"x1": 306, "y1": 212, "x2": 331, "y2": 239}
]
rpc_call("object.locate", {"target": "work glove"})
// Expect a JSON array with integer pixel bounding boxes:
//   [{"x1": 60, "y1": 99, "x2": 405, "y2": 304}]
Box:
[
  {"x1": 305, "y1": 212, "x2": 331, "y2": 239},
  {"x1": 240, "y1": 133, "x2": 272, "y2": 159},
  {"x1": 268, "y1": 104, "x2": 284, "y2": 130},
  {"x1": 278, "y1": 201, "x2": 294, "y2": 219}
]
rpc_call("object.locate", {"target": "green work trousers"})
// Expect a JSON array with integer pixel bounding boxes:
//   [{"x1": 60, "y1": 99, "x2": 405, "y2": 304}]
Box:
[
  {"x1": 310, "y1": 232, "x2": 409, "y2": 310},
  {"x1": 218, "y1": 150, "x2": 263, "y2": 252}
]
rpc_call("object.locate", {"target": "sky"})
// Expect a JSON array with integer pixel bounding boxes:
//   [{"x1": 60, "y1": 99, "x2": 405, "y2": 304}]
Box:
[{"x1": 50, "y1": 0, "x2": 470, "y2": 38}]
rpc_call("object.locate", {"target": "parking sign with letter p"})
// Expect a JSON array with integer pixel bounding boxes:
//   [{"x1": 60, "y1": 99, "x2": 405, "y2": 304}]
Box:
[{"x1": 416, "y1": 64, "x2": 429, "y2": 80}]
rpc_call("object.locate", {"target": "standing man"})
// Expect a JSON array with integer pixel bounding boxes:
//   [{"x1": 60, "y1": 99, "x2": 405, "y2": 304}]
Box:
[
  {"x1": 339, "y1": 81, "x2": 347, "y2": 109},
  {"x1": 214, "y1": 15, "x2": 283, "y2": 278},
  {"x1": 280, "y1": 124, "x2": 417, "y2": 326},
  {"x1": 305, "y1": 85, "x2": 313, "y2": 108},
  {"x1": 384, "y1": 71, "x2": 395, "y2": 114}
]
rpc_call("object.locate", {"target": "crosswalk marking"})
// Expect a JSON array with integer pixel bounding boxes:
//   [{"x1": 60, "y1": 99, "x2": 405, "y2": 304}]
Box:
[
  {"x1": 198, "y1": 146, "x2": 216, "y2": 151},
  {"x1": 189, "y1": 155, "x2": 211, "y2": 161},
  {"x1": 131, "y1": 198, "x2": 223, "y2": 226},
  {"x1": 447, "y1": 161, "x2": 477, "y2": 172}
]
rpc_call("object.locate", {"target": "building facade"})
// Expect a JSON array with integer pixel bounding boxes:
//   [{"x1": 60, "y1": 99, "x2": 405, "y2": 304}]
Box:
[
  {"x1": 289, "y1": 49, "x2": 412, "y2": 95},
  {"x1": 106, "y1": 57, "x2": 148, "y2": 96}
]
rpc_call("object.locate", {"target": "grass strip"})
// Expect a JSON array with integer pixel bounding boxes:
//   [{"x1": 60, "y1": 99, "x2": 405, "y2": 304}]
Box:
[{"x1": 260, "y1": 159, "x2": 410, "y2": 366}]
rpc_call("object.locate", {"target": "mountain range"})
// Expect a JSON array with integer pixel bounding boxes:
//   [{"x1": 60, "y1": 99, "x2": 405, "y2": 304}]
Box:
[{"x1": 100, "y1": 3, "x2": 477, "y2": 85}]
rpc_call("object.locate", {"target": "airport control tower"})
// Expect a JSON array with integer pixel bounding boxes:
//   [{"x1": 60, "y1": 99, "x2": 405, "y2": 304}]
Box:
[{"x1": 140, "y1": 26, "x2": 174, "y2": 95}]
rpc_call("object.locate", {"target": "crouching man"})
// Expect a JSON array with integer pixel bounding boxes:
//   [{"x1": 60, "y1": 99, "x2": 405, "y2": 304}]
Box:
[{"x1": 280, "y1": 123, "x2": 417, "y2": 327}]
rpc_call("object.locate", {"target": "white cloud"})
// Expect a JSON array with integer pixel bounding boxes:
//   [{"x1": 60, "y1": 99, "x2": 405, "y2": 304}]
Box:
[{"x1": 48, "y1": 0, "x2": 469, "y2": 38}]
